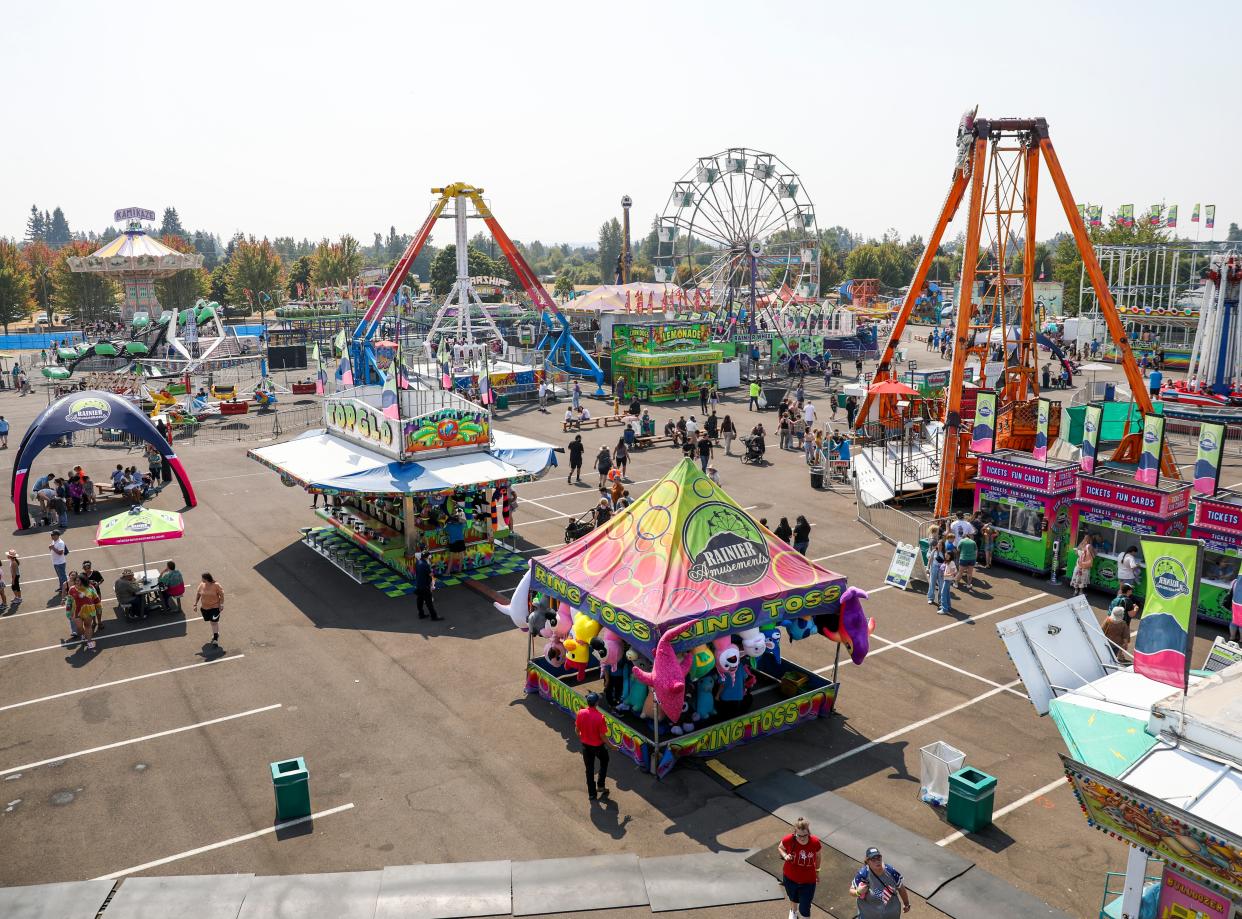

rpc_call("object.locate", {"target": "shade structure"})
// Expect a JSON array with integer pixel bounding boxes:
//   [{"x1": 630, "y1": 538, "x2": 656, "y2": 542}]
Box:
[
  {"x1": 532, "y1": 459, "x2": 847, "y2": 656},
  {"x1": 95, "y1": 506, "x2": 185, "y2": 584},
  {"x1": 868, "y1": 379, "x2": 921, "y2": 397}
]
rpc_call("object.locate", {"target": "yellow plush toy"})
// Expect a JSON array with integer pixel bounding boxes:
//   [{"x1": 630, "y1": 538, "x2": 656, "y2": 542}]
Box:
[{"x1": 562, "y1": 613, "x2": 603, "y2": 682}]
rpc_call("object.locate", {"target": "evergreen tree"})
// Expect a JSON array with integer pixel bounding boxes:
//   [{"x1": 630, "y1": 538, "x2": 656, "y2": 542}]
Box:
[
  {"x1": 224, "y1": 232, "x2": 245, "y2": 262},
  {"x1": 52, "y1": 241, "x2": 119, "y2": 321},
  {"x1": 25, "y1": 205, "x2": 46, "y2": 243},
  {"x1": 47, "y1": 208, "x2": 70, "y2": 248},
  {"x1": 386, "y1": 226, "x2": 405, "y2": 261},
  {"x1": 225, "y1": 238, "x2": 284, "y2": 309},
  {"x1": 22, "y1": 241, "x2": 55, "y2": 322},
  {"x1": 154, "y1": 234, "x2": 210, "y2": 311},
  {"x1": 159, "y1": 207, "x2": 186, "y2": 237},
  {"x1": 0, "y1": 240, "x2": 34, "y2": 332},
  {"x1": 597, "y1": 218, "x2": 622, "y2": 285},
  {"x1": 428, "y1": 245, "x2": 499, "y2": 297},
  {"x1": 287, "y1": 255, "x2": 313, "y2": 297}
]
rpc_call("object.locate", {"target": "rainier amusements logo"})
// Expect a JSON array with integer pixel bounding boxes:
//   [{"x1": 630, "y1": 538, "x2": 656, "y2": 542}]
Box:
[
  {"x1": 125, "y1": 520, "x2": 152, "y2": 534},
  {"x1": 1144, "y1": 429, "x2": 1159, "y2": 445},
  {"x1": 1151, "y1": 555, "x2": 1190, "y2": 600},
  {"x1": 64, "y1": 396, "x2": 112, "y2": 428},
  {"x1": 1199, "y1": 431, "x2": 1218, "y2": 453},
  {"x1": 977, "y1": 403, "x2": 992, "y2": 420},
  {"x1": 684, "y1": 502, "x2": 771, "y2": 587}
]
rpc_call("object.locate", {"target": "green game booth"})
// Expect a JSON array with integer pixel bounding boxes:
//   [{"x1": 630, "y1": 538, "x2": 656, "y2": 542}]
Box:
[
  {"x1": 610, "y1": 322, "x2": 725, "y2": 402},
  {"x1": 974, "y1": 450, "x2": 1078, "y2": 575}
]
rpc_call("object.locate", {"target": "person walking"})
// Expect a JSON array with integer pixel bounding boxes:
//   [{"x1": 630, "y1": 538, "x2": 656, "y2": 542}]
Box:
[
  {"x1": 696, "y1": 431, "x2": 713, "y2": 473},
  {"x1": 792, "y1": 515, "x2": 811, "y2": 555},
  {"x1": 980, "y1": 521, "x2": 996, "y2": 567},
  {"x1": 571, "y1": 380, "x2": 581, "y2": 410},
  {"x1": 1101, "y1": 604, "x2": 1130, "y2": 662},
  {"x1": 956, "y1": 530, "x2": 978, "y2": 589},
  {"x1": 537, "y1": 380, "x2": 549, "y2": 413},
  {"x1": 595, "y1": 446, "x2": 613, "y2": 489},
  {"x1": 845, "y1": 395, "x2": 858, "y2": 429},
  {"x1": 699, "y1": 382, "x2": 709, "y2": 415},
  {"x1": 749, "y1": 378, "x2": 761, "y2": 411},
  {"x1": 613, "y1": 438, "x2": 629, "y2": 479},
  {"x1": 7, "y1": 549, "x2": 21, "y2": 612},
  {"x1": 721, "y1": 415, "x2": 736, "y2": 455},
  {"x1": 66, "y1": 572, "x2": 98, "y2": 652},
  {"x1": 0, "y1": 415, "x2": 8, "y2": 450},
  {"x1": 49, "y1": 529, "x2": 69, "y2": 598},
  {"x1": 193, "y1": 572, "x2": 224, "y2": 648},
  {"x1": 567, "y1": 434, "x2": 584, "y2": 484},
  {"x1": 851, "y1": 847, "x2": 911, "y2": 916},
  {"x1": 778, "y1": 817, "x2": 822, "y2": 919},
  {"x1": 575, "y1": 691, "x2": 609, "y2": 800},
  {"x1": 709, "y1": 387, "x2": 719, "y2": 415},
  {"x1": 778, "y1": 412, "x2": 792, "y2": 451},
  {"x1": 414, "y1": 551, "x2": 441, "y2": 621}
]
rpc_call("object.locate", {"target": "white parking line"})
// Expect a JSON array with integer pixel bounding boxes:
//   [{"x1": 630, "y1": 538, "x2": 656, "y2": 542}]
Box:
[
  {"x1": 0, "y1": 597, "x2": 117, "y2": 621},
  {"x1": 797, "y1": 681, "x2": 1021, "y2": 775},
  {"x1": 937, "y1": 776, "x2": 1067, "y2": 846},
  {"x1": 94, "y1": 802, "x2": 356, "y2": 881},
  {"x1": 0, "y1": 655, "x2": 244, "y2": 712},
  {"x1": 812, "y1": 542, "x2": 882, "y2": 563},
  {"x1": 18, "y1": 559, "x2": 172, "y2": 589},
  {"x1": 194, "y1": 472, "x2": 268, "y2": 483},
  {"x1": 530, "y1": 477, "x2": 660, "y2": 501},
  {"x1": 0, "y1": 703, "x2": 281, "y2": 776},
  {"x1": 0, "y1": 617, "x2": 191, "y2": 660},
  {"x1": 873, "y1": 639, "x2": 1027, "y2": 699}
]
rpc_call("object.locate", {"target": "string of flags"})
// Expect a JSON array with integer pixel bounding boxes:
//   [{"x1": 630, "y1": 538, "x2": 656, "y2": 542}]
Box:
[{"x1": 1077, "y1": 203, "x2": 1217, "y2": 230}]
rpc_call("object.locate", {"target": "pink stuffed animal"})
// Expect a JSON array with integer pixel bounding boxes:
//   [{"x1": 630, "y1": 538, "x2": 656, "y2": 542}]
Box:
[
  {"x1": 712, "y1": 635, "x2": 740, "y2": 677},
  {"x1": 817, "y1": 586, "x2": 874, "y2": 665},
  {"x1": 632, "y1": 630, "x2": 692, "y2": 722}
]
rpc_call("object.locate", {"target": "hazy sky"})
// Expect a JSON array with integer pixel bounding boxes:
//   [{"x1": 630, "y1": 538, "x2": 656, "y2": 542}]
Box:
[{"x1": 4, "y1": 0, "x2": 1236, "y2": 248}]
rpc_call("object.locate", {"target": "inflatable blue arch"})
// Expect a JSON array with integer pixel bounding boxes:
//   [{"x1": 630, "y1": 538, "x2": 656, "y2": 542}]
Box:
[{"x1": 10, "y1": 391, "x2": 197, "y2": 529}]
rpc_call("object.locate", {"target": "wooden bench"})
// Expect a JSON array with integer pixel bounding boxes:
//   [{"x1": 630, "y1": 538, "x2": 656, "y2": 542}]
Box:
[{"x1": 562, "y1": 417, "x2": 604, "y2": 432}]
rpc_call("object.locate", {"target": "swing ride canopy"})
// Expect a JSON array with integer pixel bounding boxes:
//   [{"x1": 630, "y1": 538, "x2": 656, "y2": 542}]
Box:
[
  {"x1": 67, "y1": 225, "x2": 202, "y2": 277},
  {"x1": 531, "y1": 459, "x2": 847, "y2": 656}
]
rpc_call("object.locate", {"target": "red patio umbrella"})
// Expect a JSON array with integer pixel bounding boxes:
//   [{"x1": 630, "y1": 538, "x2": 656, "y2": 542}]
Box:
[{"x1": 868, "y1": 379, "x2": 921, "y2": 397}]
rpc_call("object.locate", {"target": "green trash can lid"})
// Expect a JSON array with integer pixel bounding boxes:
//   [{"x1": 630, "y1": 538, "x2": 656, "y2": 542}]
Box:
[
  {"x1": 950, "y1": 767, "x2": 997, "y2": 790},
  {"x1": 270, "y1": 756, "x2": 308, "y2": 782}
]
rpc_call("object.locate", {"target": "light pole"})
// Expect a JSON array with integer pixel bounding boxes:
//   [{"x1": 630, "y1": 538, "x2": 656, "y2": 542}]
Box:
[{"x1": 620, "y1": 195, "x2": 632, "y2": 285}]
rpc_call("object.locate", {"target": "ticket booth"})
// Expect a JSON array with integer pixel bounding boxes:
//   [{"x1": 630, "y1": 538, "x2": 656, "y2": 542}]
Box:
[
  {"x1": 1188, "y1": 489, "x2": 1242, "y2": 627},
  {"x1": 1067, "y1": 467, "x2": 1192, "y2": 598},
  {"x1": 974, "y1": 450, "x2": 1078, "y2": 575}
]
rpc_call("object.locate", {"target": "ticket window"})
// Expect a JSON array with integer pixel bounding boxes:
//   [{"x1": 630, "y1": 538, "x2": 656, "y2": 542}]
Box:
[
  {"x1": 1202, "y1": 549, "x2": 1242, "y2": 586},
  {"x1": 980, "y1": 497, "x2": 1045, "y2": 538},
  {"x1": 1077, "y1": 521, "x2": 1146, "y2": 564}
]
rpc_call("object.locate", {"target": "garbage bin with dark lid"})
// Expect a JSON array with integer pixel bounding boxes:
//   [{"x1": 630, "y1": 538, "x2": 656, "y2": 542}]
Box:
[
  {"x1": 495, "y1": 393, "x2": 509, "y2": 410},
  {"x1": 270, "y1": 757, "x2": 311, "y2": 821},
  {"x1": 809, "y1": 466, "x2": 825, "y2": 489},
  {"x1": 947, "y1": 767, "x2": 997, "y2": 833}
]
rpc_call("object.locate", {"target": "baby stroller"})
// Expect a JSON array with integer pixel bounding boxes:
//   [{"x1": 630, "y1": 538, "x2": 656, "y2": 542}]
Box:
[
  {"x1": 564, "y1": 510, "x2": 595, "y2": 543},
  {"x1": 740, "y1": 435, "x2": 766, "y2": 465}
]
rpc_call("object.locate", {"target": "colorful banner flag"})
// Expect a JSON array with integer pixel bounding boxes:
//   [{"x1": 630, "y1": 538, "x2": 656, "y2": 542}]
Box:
[
  {"x1": 970, "y1": 390, "x2": 997, "y2": 454},
  {"x1": 1118, "y1": 204, "x2": 1134, "y2": 228},
  {"x1": 1080, "y1": 405, "x2": 1103, "y2": 473},
  {"x1": 333, "y1": 328, "x2": 347, "y2": 356},
  {"x1": 1166, "y1": 204, "x2": 1178, "y2": 228},
  {"x1": 1192, "y1": 203, "x2": 1201, "y2": 223},
  {"x1": 1206, "y1": 204, "x2": 1216, "y2": 229},
  {"x1": 1133, "y1": 535, "x2": 1202, "y2": 691},
  {"x1": 1076, "y1": 204, "x2": 1086, "y2": 222},
  {"x1": 313, "y1": 343, "x2": 326, "y2": 395},
  {"x1": 1088, "y1": 205, "x2": 1103, "y2": 228},
  {"x1": 1032, "y1": 398, "x2": 1051, "y2": 462},
  {"x1": 1148, "y1": 204, "x2": 1162, "y2": 227},
  {"x1": 335, "y1": 353, "x2": 353, "y2": 388},
  {"x1": 381, "y1": 364, "x2": 399, "y2": 420},
  {"x1": 1193, "y1": 421, "x2": 1226, "y2": 496},
  {"x1": 1135, "y1": 413, "x2": 1165, "y2": 486}
]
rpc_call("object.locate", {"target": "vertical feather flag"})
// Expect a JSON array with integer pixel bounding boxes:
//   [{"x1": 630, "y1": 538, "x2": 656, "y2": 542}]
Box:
[
  {"x1": 381, "y1": 365, "x2": 399, "y2": 420},
  {"x1": 313, "y1": 343, "x2": 326, "y2": 395},
  {"x1": 1192, "y1": 203, "x2": 1201, "y2": 223},
  {"x1": 333, "y1": 328, "x2": 347, "y2": 356},
  {"x1": 1166, "y1": 205, "x2": 1178, "y2": 228},
  {"x1": 335, "y1": 353, "x2": 353, "y2": 388},
  {"x1": 1206, "y1": 205, "x2": 1216, "y2": 229}
]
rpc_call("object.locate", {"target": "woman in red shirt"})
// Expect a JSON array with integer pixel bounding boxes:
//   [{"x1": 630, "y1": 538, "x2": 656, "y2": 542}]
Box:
[{"x1": 777, "y1": 817, "x2": 821, "y2": 919}]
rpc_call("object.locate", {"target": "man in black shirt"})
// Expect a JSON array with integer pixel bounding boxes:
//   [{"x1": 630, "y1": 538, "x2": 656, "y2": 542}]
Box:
[
  {"x1": 567, "y1": 435, "x2": 584, "y2": 484},
  {"x1": 699, "y1": 384, "x2": 709, "y2": 414},
  {"x1": 80, "y1": 560, "x2": 107, "y2": 630},
  {"x1": 414, "y1": 552, "x2": 441, "y2": 621}
]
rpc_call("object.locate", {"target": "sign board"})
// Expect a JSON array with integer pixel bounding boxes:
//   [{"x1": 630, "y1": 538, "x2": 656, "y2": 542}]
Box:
[
  {"x1": 612, "y1": 322, "x2": 710, "y2": 352},
  {"x1": 114, "y1": 207, "x2": 156, "y2": 223},
  {"x1": 1156, "y1": 867, "x2": 1231, "y2": 919},
  {"x1": 1203, "y1": 636, "x2": 1242, "y2": 673},
  {"x1": 884, "y1": 542, "x2": 920, "y2": 590}
]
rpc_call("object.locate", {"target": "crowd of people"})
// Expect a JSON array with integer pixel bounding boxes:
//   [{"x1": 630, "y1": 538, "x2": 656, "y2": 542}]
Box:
[
  {"x1": 29, "y1": 454, "x2": 170, "y2": 529},
  {"x1": 924, "y1": 512, "x2": 993, "y2": 616}
]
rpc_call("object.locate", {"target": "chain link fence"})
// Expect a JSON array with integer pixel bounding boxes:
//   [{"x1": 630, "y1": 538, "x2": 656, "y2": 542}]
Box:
[{"x1": 48, "y1": 403, "x2": 323, "y2": 452}]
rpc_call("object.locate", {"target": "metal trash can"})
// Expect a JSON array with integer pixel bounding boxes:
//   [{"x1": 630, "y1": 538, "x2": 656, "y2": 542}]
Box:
[
  {"x1": 270, "y1": 757, "x2": 311, "y2": 821},
  {"x1": 495, "y1": 394, "x2": 509, "y2": 410},
  {"x1": 947, "y1": 767, "x2": 997, "y2": 832},
  {"x1": 895, "y1": 348, "x2": 906, "y2": 362},
  {"x1": 809, "y1": 466, "x2": 825, "y2": 489},
  {"x1": 919, "y1": 741, "x2": 966, "y2": 806}
]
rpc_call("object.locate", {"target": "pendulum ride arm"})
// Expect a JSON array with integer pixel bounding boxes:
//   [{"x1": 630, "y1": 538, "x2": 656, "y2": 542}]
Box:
[
  {"x1": 934, "y1": 136, "x2": 989, "y2": 518},
  {"x1": 465, "y1": 188, "x2": 604, "y2": 391},
  {"x1": 855, "y1": 169, "x2": 971, "y2": 427},
  {"x1": 1038, "y1": 137, "x2": 1179, "y2": 478},
  {"x1": 353, "y1": 190, "x2": 452, "y2": 373},
  {"x1": 1012, "y1": 143, "x2": 1040, "y2": 401}
]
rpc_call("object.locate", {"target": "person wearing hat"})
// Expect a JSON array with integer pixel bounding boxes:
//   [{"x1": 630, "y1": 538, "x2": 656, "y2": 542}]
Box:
[
  {"x1": 7, "y1": 549, "x2": 21, "y2": 612},
  {"x1": 574, "y1": 691, "x2": 609, "y2": 800},
  {"x1": 80, "y1": 561, "x2": 105, "y2": 630},
  {"x1": 851, "y1": 847, "x2": 910, "y2": 916}
]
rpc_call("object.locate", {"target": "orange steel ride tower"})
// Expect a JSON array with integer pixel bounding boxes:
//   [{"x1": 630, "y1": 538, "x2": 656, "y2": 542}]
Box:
[{"x1": 856, "y1": 112, "x2": 1177, "y2": 518}]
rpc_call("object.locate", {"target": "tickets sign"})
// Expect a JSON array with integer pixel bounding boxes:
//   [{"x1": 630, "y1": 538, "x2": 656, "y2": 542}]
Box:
[
  {"x1": 1076, "y1": 474, "x2": 1191, "y2": 517},
  {"x1": 976, "y1": 456, "x2": 1075, "y2": 492}
]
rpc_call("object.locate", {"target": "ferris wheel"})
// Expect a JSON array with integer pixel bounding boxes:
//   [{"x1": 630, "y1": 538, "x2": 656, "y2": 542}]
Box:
[{"x1": 654, "y1": 148, "x2": 819, "y2": 318}]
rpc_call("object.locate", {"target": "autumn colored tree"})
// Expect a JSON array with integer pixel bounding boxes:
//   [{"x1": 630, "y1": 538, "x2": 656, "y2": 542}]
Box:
[
  {"x1": 0, "y1": 240, "x2": 34, "y2": 332},
  {"x1": 21, "y1": 240, "x2": 56, "y2": 322},
  {"x1": 225, "y1": 238, "x2": 284, "y2": 311},
  {"x1": 51, "y1": 240, "x2": 119, "y2": 322},
  {"x1": 155, "y1": 234, "x2": 210, "y2": 311}
]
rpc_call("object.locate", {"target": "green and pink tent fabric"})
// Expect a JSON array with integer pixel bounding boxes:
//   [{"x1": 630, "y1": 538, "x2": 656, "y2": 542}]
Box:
[{"x1": 531, "y1": 459, "x2": 847, "y2": 656}]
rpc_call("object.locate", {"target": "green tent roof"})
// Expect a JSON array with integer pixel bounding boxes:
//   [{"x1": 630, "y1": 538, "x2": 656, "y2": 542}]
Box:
[{"x1": 1049, "y1": 696, "x2": 1158, "y2": 778}]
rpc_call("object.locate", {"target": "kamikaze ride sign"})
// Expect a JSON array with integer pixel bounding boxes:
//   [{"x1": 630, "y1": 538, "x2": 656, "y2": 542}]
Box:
[{"x1": 532, "y1": 459, "x2": 847, "y2": 655}]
